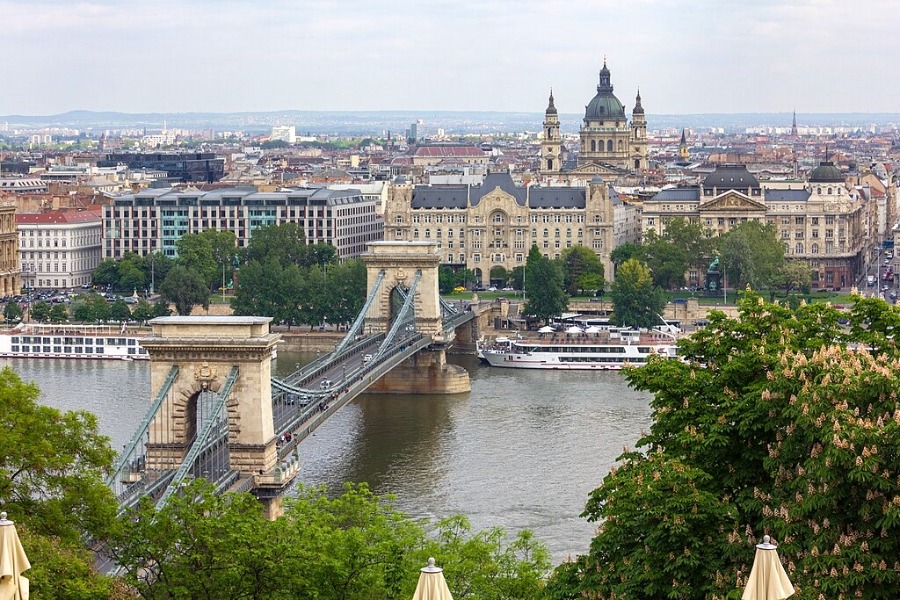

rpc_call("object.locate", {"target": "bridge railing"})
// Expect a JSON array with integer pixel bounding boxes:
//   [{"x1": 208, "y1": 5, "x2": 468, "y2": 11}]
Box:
[
  {"x1": 278, "y1": 333, "x2": 384, "y2": 393},
  {"x1": 274, "y1": 333, "x2": 430, "y2": 460},
  {"x1": 155, "y1": 366, "x2": 239, "y2": 510}
]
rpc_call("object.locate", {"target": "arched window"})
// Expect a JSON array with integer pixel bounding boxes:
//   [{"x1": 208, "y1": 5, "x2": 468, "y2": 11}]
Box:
[
  {"x1": 606, "y1": 140, "x2": 613, "y2": 152},
  {"x1": 817, "y1": 187, "x2": 822, "y2": 194},
  {"x1": 547, "y1": 159, "x2": 553, "y2": 170},
  {"x1": 827, "y1": 187, "x2": 832, "y2": 194},
  {"x1": 634, "y1": 158, "x2": 640, "y2": 169},
  {"x1": 811, "y1": 243, "x2": 819, "y2": 254},
  {"x1": 591, "y1": 140, "x2": 596, "y2": 152},
  {"x1": 795, "y1": 242, "x2": 803, "y2": 254}
]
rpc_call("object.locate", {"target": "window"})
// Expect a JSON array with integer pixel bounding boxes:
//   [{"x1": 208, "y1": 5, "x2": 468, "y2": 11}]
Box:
[
  {"x1": 473, "y1": 254, "x2": 481, "y2": 263},
  {"x1": 795, "y1": 243, "x2": 803, "y2": 254}
]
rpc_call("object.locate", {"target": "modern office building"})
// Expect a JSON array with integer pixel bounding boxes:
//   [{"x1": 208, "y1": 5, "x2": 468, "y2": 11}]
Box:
[
  {"x1": 98, "y1": 152, "x2": 225, "y2": 183},
  {"x1": 641, "y1": 163, "x2": 867, "y2": 289},
  {"x1": 384, "y1": 171, "x2": 639, "y2": 285},
  {"x1": 103, "y1": 187, "x2": 383, "y2": 261},
  {"x1": 16, "y1": 210, "x2": 100, "y2": 290}
]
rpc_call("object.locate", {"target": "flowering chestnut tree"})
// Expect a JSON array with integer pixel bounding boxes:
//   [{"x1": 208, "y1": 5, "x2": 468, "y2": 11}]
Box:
[{"x1": 545, "y1": 293, "x2": 899, "y2": 599}]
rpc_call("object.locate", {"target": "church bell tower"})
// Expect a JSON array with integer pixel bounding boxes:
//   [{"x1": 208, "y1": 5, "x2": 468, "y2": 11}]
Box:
[{"x1": 540, "y1": 89, "x2": 562, "y2": 177}]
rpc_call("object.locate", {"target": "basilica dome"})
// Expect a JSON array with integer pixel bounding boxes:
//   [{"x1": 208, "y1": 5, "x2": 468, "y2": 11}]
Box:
[{"x1": 584, "y1": 61, "x2": 625, "y2": 120}]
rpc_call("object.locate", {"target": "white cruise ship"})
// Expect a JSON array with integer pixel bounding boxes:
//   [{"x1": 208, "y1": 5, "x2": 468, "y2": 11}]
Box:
[{"x1": 0, "y1": 323, "x2": 150, "y2": 360}]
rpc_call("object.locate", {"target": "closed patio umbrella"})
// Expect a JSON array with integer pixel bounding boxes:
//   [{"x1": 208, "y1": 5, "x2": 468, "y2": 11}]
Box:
[
  {"x1": 411, "y1": 557, "x2": 453, "y2": 600},
  {"x1": 0, "y1": 512, "x2": 30, "y2": 600},
  {"x1": 742, "y1": 535, "x2": 794, "y2": 600}
]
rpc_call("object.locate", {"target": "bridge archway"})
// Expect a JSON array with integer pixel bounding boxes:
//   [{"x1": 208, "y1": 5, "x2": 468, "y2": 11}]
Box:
[
  {"x1": 362, "y1": 242, "x2": 444, "y2": 342},
  {"x1": 141, "y1": 316, "x2": 280, "y2": 477}
]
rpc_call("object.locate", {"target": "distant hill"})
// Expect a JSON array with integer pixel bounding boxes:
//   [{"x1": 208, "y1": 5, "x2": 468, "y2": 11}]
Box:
[{"x1": 1, "y1": 109, "x2": 899, "y2": 136}]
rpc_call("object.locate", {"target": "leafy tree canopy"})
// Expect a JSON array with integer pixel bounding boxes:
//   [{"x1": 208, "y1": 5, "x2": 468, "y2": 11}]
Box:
[
  {"x1": 159, "y1": 265, "x2": 209, "y2": 315},
  {"x1": 609, "y1": 258, "x2": 666, "y2": 328},
  {"x1": 558, "y1": 246, "x2": 604, "y2": 295},
  {"x1": 524, "y1": 245, "x2": 568, "y2": 323},
  {"x1": 719, "y1": 220, "x2": 785, "y2": 290},
  {"x1": 547, "y1": 293, "x2": 900, "y2": 599}
]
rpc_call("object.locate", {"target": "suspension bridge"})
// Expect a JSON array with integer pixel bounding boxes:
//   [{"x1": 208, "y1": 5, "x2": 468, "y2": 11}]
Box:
[{"x1": 106, "y1": 242, "x2": 485, "y2": 520}]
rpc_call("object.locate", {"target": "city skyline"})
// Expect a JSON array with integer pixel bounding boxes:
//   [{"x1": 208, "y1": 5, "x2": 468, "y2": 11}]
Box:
[{"x1": 2, "y1": 0, "x2": 899, "y2": 116}]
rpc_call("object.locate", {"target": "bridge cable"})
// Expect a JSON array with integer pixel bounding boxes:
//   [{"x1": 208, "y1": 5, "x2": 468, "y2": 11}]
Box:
[
  {"x1": 106, "y1": 365, "x2": 179, "y2": 488},
  {"x1": 155, "y1": 366, "x2": 239, "y2": 510},
  {"x1": 375, "y1": 270, "x2": 421, "y2": 358}
]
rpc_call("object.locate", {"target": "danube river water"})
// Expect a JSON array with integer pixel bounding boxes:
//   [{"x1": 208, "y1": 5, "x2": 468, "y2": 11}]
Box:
[{"x1": 4, "y1": 351, "x2": 652, "y2": 562}]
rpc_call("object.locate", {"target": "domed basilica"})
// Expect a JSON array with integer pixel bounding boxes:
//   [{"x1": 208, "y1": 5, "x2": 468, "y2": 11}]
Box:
[{"x1": 540, "y1": 60, "x2": 648, "y2": 179}]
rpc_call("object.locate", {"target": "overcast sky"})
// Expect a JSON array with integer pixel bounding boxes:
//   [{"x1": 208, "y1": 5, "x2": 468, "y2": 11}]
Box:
[{"x1": 2, "y1": 0, "x2": 898, "y2": 116}]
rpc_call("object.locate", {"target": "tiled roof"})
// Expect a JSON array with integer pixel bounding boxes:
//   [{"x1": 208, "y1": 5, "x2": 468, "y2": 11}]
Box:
[
  {"x1": 413, "y1": 146, "x2": 486, "y2": 158},
  {"x1": 16, "y1": 210, "x2": 102, "y2": 225}
]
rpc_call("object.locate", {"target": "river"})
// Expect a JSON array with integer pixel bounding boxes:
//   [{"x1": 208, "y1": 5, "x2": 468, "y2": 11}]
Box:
[{"x1": 3, "y1": 351, "x2": 653, "y2": 563}]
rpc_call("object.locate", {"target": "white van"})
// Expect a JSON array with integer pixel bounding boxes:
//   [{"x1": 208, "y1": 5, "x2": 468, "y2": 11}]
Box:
[{"x1": 867, "y1": 275, "x2": 876, "y2": 286}]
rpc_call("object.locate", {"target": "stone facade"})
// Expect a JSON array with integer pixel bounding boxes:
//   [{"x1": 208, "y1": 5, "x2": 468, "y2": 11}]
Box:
[
  {"x1": 141, "y1": 316, "x2": 281, "y2": 484},
  {"x1": 641, "y1": 163, "x2": 867, "y2": 289},
  {"x1": 384, "y1": 172, "x2": 639, "y2": 285},
  {"x1": 0, "y1": 202, "x2": 19, "y2": 295}
]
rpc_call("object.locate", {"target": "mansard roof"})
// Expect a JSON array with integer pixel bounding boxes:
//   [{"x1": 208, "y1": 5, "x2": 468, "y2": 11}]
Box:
[
  {"x1": 408, "y1": 171, "x2": 588, "y2": 209},
  {"x1": 764, "y1": 189, "x2": 810, "y2": 201}
]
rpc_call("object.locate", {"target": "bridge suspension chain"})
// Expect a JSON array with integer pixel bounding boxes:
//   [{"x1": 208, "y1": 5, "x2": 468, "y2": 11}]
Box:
[
  {"x1": 106, "y1": 365, "x2": 179, "y2": 488},
  {"x1": 332, "y1": 269, "x2": 385, "y2": 356},
  {"x1": 375, "y1": 270, "x2": 421, "y2": 358},
  {"x1": 155, "y1": 366, "x2": 239, "y2": 510}
]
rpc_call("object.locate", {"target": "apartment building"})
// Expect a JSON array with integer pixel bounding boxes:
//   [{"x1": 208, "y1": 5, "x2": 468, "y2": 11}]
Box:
[
  {"x1": 17, "y1": 210, "x2": 101, "y2": 290},
  {"x1": 103, "y1": 187, "x2": 383, "y2": 261}
]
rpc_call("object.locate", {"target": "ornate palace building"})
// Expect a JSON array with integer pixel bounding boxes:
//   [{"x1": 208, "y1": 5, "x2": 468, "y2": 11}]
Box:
[
  {"x1": 641, "y1": 163, "x2": 867, "y2": 289},
  {"x1": 0, "y1": 201, "x2": 19, "y2": 294},
  {"x1": 384, "y1": 171, "x2": 640, "y2": 286},
  {"x1": 541, "y1": 60, "x2": 648, "y2": 180}
]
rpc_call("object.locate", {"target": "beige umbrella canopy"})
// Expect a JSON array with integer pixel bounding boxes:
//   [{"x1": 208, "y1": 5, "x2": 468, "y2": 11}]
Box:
[
  {"x1": 742, "y1": 535, "x2": 795, "y2": 600},
  {"x1": 0, "y1": 512, "x2": 30, "y2": 600},
  {"x1": 411, "y1": 558, "x2": 453, "y2": 600}
]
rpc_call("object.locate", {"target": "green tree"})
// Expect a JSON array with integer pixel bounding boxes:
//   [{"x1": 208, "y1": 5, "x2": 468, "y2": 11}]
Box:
[
  {"x1": 175, "y1": 232, "x2": 218, "y2": 288},
  {"x1": 109, "y1": 298, "x2": 132, "y2": 322},
  {"x1": 550, "y1": 294, "x2": 900, "y2": 599},
  {"x1": 3, "y1": 302, "x2": 22, "y2": 323},
  {"x1": 303, "y1": 242, "x2": 338, "y2": 269},
  {"x1": 91, "y1": 258, "x2": 120, "y2": 289},
  {"x1": 609, "y1": 258, "x2": 666, "y2": 328},
  {"x1": 111, "y1": 480, "x2": 550, "y2": 600},
  {"x1": 31, "y1": 300, "x2": 51, "y2": 322},
  {"x1": 245, "y1": 222, "x2": 308, "y2": 267},
  {"x1": 71, "y1": 299, "x2": 94, "y2": 322},
  {"x1": 117, "y1": 262, "x2": 145, "y2": 293},
  {"x1": 640, "y1": 230, "x2": 690, "y2": 289},
  {"x1": 132, "y1": 299, "x2": 154, "y2": 323},
  {"x1": 510, "y1": 266, "x2": 525, "y2": 290},
  {"x1": 89, "y1": 294, "x2": 111, "y2": 322},
  {"x1": 778, "y1": 259, "x2": 813, "y2": 293},
  {"x1": 719, "y1": 220, "x2": 785, "y2": 290},
  {"x1": 490, "y1": 265, "x2": 509, "y2": 287},
  {"x1": 323, "y1": 259, "x2": 367, "y2": 326},
  {"x1": 662, "y1": 217, "x2": 717, "y2": 281},
  {"x1": 48, "y1": 303, "x2": 68, "y2": 323},
  {"x1": 523, "y1": 245, "x2": 568, "y2": 323},
  {"x1": 152, "y1": 298, "x2": 172, "y2": 318},
  {"x1": 159, "y1": 266, "x2": 209, "y2": 315},
  {"x1": 199, "y1": 229, "x2": 239, "y2": 290},
  {"x1": 0, "y1": 368, "x2": 118, "y2": 596},
  {"x1": 558, "y1": 246, "x2": 604, "y2": 295},
  {"x1": 609, "y1": 242, "x2": 643, "y2": 269}
]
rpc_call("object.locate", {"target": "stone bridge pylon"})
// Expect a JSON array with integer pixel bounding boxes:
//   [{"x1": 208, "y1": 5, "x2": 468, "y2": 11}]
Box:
[{"x1": 362, "y1": 241, "x2": 470, "y2": 394}]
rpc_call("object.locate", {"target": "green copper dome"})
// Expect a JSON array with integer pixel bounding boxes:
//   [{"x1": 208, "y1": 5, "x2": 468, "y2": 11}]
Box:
[
  {"x1": 808, "y1": 161, "x2": 843, "y2": 183},
  {"x1": 584, "y1": 60, "x2": 625, "y2": 120}
]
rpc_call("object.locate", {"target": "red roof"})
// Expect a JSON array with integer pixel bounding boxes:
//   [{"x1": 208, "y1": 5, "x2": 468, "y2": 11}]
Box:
[
  {"x1": 16, "y1": 210, "x2": 102, "y2": 225},
  {"x1": 413, "y1": 146, "x2": 485, "y2": 158}
]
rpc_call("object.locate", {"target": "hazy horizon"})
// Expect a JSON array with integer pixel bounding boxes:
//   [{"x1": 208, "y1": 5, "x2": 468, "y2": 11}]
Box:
[{"x1": 2, "y1": 1, "x2": 898, "y2": 116}]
